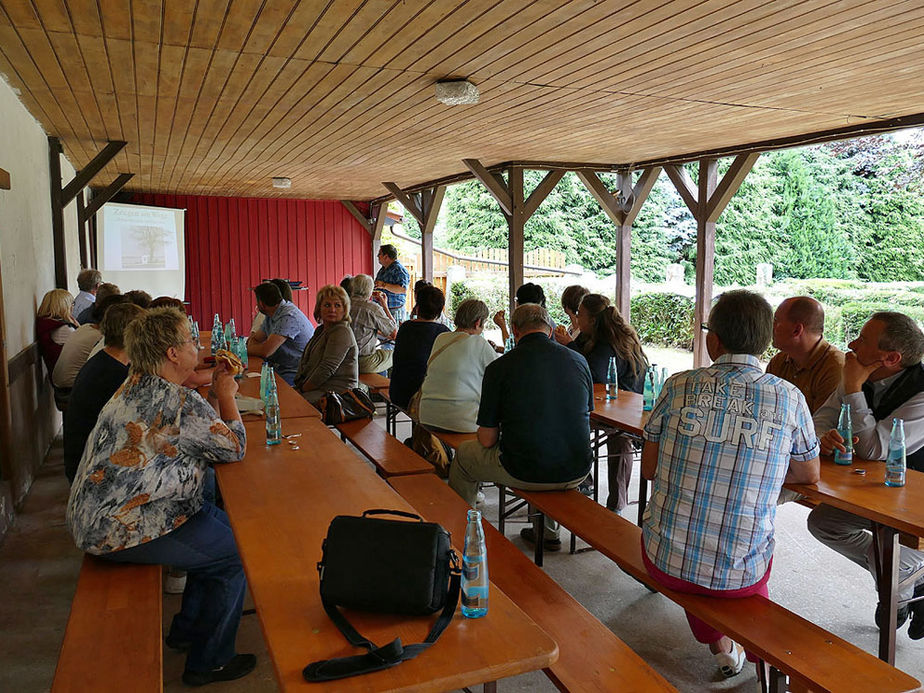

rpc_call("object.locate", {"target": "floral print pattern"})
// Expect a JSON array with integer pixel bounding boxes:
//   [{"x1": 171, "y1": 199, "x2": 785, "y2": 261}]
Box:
[{"x1": 67, "y1": 373, "x2": 246, "y2": 554}]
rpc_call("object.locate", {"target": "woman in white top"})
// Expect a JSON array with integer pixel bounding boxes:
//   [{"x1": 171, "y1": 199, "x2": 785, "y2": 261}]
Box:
[{"x1": 418, "y1": 299, "x2": 498, "y2": 433}]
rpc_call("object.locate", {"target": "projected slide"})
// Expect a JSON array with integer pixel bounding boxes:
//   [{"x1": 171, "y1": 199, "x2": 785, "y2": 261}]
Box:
[{"x1": 97, "y1": 203, "x2": 186, "y2": 299}]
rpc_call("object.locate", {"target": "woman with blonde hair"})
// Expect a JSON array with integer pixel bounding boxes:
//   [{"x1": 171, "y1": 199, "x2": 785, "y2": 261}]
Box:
[
  {"x1": 557, "y1": 293, "x2": 649, "y2": 513},
  {"x1": 295, "y1": 284, "x2": 358, "y2": 404},
  {"x1": 36, "y1": 288, "x2": 78, "y2": 372}
]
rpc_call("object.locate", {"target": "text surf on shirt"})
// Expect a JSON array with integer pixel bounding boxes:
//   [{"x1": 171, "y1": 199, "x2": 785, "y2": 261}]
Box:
[{"x1": 677, "y1": 380, "x2": 783, "y2": 451}]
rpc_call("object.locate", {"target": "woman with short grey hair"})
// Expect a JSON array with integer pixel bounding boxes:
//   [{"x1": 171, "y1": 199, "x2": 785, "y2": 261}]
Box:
[
  {"x1": 66, "y1": 307, "x2": 256, "y2": 686},
  {"x1": 349, "y1": 274, "x2": 397, "y2": 373},
  {"x1": 418, "y1": 299, "x2": 498, "y2": 433}
]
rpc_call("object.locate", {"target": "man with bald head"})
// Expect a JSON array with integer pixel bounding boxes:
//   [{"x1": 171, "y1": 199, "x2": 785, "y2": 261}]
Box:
[{"x1": 766, "y1": 296, "x2": 844, "y2": 413}]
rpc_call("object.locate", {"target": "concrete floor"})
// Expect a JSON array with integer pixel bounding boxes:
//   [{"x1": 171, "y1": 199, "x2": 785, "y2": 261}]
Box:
[{"x1": 3, "y1": 429, "x2": 924, "y2": 692}]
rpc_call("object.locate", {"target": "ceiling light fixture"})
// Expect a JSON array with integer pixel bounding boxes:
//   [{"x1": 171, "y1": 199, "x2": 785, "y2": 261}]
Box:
[
  {"x1": 272, "y1": 177, "x2": 291, "y2": 189},
  {"x1": 435, "y1": 79, "x2": 479, "y2": 105}
]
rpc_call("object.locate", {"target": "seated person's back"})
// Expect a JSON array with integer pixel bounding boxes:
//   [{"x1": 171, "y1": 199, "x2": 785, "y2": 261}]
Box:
[
  {"x1": 419, "y1": 299, "x2": 497, "y2": 433},
  {"x1": 53, "y1": 294, "x2": 126, "y2": 389},
  {"x1": 389, "y1": 285, "x2": 450, "y2": 410},
  {"x1": 63, "y1": 302, "x2": 146, "y2": 482}
]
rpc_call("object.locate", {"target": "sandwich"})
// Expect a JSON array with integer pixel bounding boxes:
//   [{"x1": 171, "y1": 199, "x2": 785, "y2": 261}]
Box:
[{"x1": 215, "y1": 349, "x2": 245, "y2": 376}]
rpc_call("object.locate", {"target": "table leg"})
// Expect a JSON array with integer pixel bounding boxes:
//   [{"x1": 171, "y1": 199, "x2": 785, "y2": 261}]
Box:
[
  {"x1": 872, "y1": 523, "x2": 899, "y2": 664},
  {"x1": 637, "y1": 475, "x2": 648, "y2": 527}
]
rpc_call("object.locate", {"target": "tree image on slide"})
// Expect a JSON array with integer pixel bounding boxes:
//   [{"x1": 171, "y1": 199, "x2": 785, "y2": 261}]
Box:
[{"x1": 124, "y1": 224, "x2": 170, "y2": 268}]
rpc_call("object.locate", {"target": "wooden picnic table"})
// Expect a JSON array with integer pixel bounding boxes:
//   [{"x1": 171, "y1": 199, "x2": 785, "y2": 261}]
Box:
[
  {"x1": 590, "y1": 383, "x2": 647, "y2": 436},
  {"x1": 215, "y1": 417, "x2": 558, "y2": 691},
  {"x1": 786, "y1": 456, "x2": 924, "y2": 664}
]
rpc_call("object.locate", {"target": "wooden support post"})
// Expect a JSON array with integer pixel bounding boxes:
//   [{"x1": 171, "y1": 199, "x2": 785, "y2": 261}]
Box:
[
  {"x1": 48, "y1": 137, "x2": 68, "y2": 288},
  {"x1": 82, "y1": 173, "x2": 134, "y2": 225},
  {"x1": 665, "y1": 153, "x2": 759, "y2": 366},
  {"x1": 76, "y1": 192, "x2": 87, "y2": 268},
  {"x1": 0, "y1": 172, "x2": 13, "y2": 486},
  {"x1": 463, "y1": 160, "x2": 564, "y2": 315},
  {"x1": 371, "y1": 203, "x2": 387, "y2": 269},
  {"x1": 577, "y1": 167, "x2": 660, "y2": 319},
  {"x1": 381, "y1": 183, "x2": 445, "y2": 282}
]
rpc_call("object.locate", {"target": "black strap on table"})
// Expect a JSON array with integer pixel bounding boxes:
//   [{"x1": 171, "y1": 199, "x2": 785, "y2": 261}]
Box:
[{"x1": 302, "y1": 571, "x2": 460, "y2": 682}]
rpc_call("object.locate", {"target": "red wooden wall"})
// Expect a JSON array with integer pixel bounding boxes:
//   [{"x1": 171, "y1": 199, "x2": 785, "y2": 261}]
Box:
[{"x1": 131, "y1": 194, "x2": 372, "y2": 329}]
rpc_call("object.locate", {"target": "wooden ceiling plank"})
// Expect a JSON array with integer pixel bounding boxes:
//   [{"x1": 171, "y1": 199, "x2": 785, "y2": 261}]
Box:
[
  {"x1": 160, "y1": 45, "x2": 215, "y2": 186},
  {"x1": 615, "y1": 0, "x2": 902, "y2": 96},
  {"x1": 162, "y1": 0, "x2": 196, "y2": 47},
  {"x1": 28, "y1": 0, "x2": 71, "y2": 33},
  {"x1": 0, "y1": 0, "x2": 40, "y2": 28},
  {"x1": 217, "y1": 63, "x2": 378, "y2": 184},
  {"x1": 341, "y1": 0, "x2": 468, "y2": 67},
  {"x1": 97, "y1": 0, "x2": 132, "y2": 40},
  {"x1": 152, "y1": 42, "x2": 188, "y2": 184},
  {"x1": 12, "y1": 26, "x2": 69, "y2": 88},
  {"x1": 290, "y1": 0, "x2": 367, "y2": 62},
  {"x1": 104, "y1": 37, "x2": 138, "y2": 170},
  {"x1": 63, "y1": 0, "x2": 103, "y2": 36},
  {"x1": 240, "y1": 0, "x2": 299, "y2": 56},
  {"x1": 316, "y1": 0, "x2": 406, "y2": 64},
  {"x1": 216, "y1": 0, "x2": 267, "y2": 52},
  {"x1": 264, "y1": 0, "x2": 331, "y2": 58},
  {"x1": 189, "y1": 0, "x2": 231, "y2": 49},
  {"x1": 47, "y1": 29, "x2": 111, "y2": 140},
  {"x1": 366, "y1": 0, "x2": 522, "y2": 72}
]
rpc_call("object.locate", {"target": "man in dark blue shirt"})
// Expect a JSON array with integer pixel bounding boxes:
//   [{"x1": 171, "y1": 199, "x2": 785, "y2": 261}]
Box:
[{"x1": 449, "y1": 303, "x2": 593, "y2": 550}]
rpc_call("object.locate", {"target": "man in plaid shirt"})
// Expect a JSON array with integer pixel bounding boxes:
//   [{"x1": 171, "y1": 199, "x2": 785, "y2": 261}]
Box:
[{"x1": 641, "y1": 290, "x2": 820, "y2": 680}]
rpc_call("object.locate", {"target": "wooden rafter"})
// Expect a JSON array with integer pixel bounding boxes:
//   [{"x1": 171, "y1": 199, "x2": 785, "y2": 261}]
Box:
[
  {"x1": 665, "y1": 154, "x2": 758, "y2": 366},
  {"x1": 381, "y1": 182, "x2": 446, "y2": 281},
  {"x1": 340, "y1": 200, "x2": 373, "y2": 234}
]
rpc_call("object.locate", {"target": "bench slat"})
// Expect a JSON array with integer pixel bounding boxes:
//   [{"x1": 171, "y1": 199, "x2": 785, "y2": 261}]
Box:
[
  {"x1": 358, "y1": 372, "x2": 390, "y2": 392},
  {"x1": 337, "y1": 418, "x2": 434, "y2": 477},
  {"x1": 389, "y1": 474, "x2": 676, "y2": 692},
  {"x1": 516, "y1": 488, "x2": 922, "y2": 693},
  {"x1": 52, "y1": 555, "x2": 162, "y2": 693}
]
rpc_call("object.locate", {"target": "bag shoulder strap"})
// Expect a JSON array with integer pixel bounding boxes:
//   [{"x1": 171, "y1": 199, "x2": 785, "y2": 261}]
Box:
[
  {"x1": 426, "y1": 332, "x2": 467, "y2": 368},
  {"x1": 303, "y1": 570, "x2": 460, "y2": 682}
]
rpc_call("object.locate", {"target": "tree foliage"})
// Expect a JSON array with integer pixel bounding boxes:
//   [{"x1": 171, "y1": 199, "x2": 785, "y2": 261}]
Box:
[{"x1": 439, "y1": 131, "x2": 924, "y2": 283}]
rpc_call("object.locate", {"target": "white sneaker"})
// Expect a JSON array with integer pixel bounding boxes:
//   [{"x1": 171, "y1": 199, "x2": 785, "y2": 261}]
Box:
[
  {"x1": 713, "y1": 640, "x2": 746, "y2": 678},
  {"x1": 164, "y1": 571, "x2": 187, "y2": 595}
]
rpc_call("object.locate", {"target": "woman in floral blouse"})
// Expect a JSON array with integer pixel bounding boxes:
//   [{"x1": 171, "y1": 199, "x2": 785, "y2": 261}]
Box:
[{"x1": 66, "y1": 307, "x2": 255, "y2": 686}]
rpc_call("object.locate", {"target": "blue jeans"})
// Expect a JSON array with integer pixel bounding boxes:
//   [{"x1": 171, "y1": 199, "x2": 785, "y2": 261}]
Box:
[{"x1": 103, "y1": 502, "x2": 246, "y2": 672}]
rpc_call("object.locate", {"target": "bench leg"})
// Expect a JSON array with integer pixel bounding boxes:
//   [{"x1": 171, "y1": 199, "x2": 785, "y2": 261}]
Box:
[
  {"x1": 637, "y1": 474, "x2": 648, "y2": 527},
  {"x1": 534, "y1": 510, "x2": 545, "y2": 567},
  {"x1": 498, "y1": 485, "x2": 507, "y2": 535},
  {"x1": 483, "y1": 681, "x2": 497, "y2": 693}
]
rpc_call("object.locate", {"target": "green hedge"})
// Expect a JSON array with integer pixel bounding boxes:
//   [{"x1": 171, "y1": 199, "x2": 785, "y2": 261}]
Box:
[
  {"x1": 449, "y1": 278, "x2": 568, "y2": 325},
  {"x1": 825, "y1": 302, "x2": 924, "y2": 349},
  {"x1": 630, "y1": 293, "x2": 695, "y2": 350}
]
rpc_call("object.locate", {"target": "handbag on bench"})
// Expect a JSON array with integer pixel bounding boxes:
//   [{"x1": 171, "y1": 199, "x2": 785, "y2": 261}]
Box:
[{"x1": 303, "y1": 509, "x2": 461, "y2": 682}]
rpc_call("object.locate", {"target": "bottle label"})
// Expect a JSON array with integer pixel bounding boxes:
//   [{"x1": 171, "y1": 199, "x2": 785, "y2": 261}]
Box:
[{"x1": 463, "y1": 560, "x2": 481, "y2": 581}]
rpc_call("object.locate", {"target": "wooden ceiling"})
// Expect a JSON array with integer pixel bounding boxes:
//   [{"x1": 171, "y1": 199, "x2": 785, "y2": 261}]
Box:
[{"x1": 2, "y1": 0, "x2": 923, "y2": 201}]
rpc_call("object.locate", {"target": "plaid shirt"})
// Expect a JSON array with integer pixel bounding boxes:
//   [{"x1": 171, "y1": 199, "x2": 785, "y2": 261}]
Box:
[
  {"x1": 375, "y1": 260, "x2": 410, "y2": 310},
  {"x1": 643, "y1": 354, "x2": 818, "y2": 590}
]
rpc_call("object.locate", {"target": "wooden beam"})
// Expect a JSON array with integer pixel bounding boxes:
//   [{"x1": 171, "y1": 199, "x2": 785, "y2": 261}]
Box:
[
  {"x1": 576, "y1": 171, "x2": 625, "y2": 226},
  {"x1": 82, "y1": 173, "x2": 134, "y2": 224},
  {"x1": 693, "y1": 158, "x2": 718, "y2": 368},
  {"x1": 624, "y1": 167, "x2": 662, "y2": 227},
  {"x1": 61, "y1": 140, "x2": 127, "y2": 206},
  {"x1": 463, "y1": 158, "x2": 512, "y2": 217},
  {"x1": 419, "y1": 186, "x2": 446, "y2": 283},
  {"x1": 48, "y1": 137, "x2": 67, "y2": 289},
  {"x1": 381, "y1": 182, "x2": 425, "y2": 226},
  {"x1": 522, "y1": 169, "x2": 565, "y2": 220},
  {"x1": 0, "y1": 168, "x2": 9, "y2": 190},
  {"x1": 663, "y1": 164, "x2": 698, "y2": 215},
  {"x1": 371, "y1": 203, "x2": 387, "y2": 268},
  {"x1": 705, "y1": 153, "x2": 760, "y2": 223},
  {"x1": 508, "y1": 167, "x2": 525, "y2": 316},
  {"x1": 340, "y1": 200, "x2": 372, "y2": 234},
  {"x1": 76, "y1": 193, "x2": 87, "y2": 269}
]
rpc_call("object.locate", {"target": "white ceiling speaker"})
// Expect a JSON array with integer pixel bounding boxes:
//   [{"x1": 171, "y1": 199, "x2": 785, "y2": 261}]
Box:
[{"x1": 435, "y1": 79, "x2": 479, "y2": 105}]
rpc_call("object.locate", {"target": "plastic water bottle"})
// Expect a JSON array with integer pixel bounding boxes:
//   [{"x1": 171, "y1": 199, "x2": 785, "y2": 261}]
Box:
[
  {"x1": 504, "y1": 335, "x2": 515, "y2": 353},
  {"x1": 834, "y1": 403, "x2": 853, "y2": 465},
  {"x1": 642, "y1": 366, "x2": 655, "y2": 411},
  {"x1": 886, "y1": 418, "x2": 906, "y2": 487},
  {"x1": 660, "y1": 366, "x2": 669, "y2": 396},
  {"x1": 260, "y1": 363, "x2": 272, "y2": 402},
  {"x1": 224, "y1": 318, "x2": 236, "y2": 344},
  {"x1": 211, "y1": 313, "x2": 224, "y2": 354},
  {"x1": 265, "y1": 375, "x2": 282, "y2": 446},
  {"x1": 461, "y1": 509, "x2": 489, "y2": 618},
  {"x1": 606, "y1": 356, "x2": 619, "y2": 400},
  {"x1": 191, "y1": 320, "x2": 200, "y2": 348}
]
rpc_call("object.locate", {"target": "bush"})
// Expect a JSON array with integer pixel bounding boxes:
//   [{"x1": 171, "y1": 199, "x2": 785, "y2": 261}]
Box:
[
  {"x1": 448, "y1": 277, "x2": 569, "y2": 326},
  {"x1": 825, "y1": 302, "x2": 924, "y2": 349},
  {"x1": 630, "y1": 293, "x2": 695, "y2": 349}
]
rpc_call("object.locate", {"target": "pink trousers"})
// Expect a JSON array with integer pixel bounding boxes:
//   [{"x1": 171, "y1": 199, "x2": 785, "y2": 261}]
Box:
[{"x1": 641, "y1": 538, "x2": 770, "y2": 659}]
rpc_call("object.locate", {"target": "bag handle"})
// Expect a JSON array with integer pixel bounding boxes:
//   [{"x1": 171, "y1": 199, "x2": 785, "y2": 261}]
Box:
[
  {"x1": 360, "y1": 508, "x2": 422, "y2": 522},
  {"x1": 303, "y1": 557, "x2": 461, "y2": 682},
  {"x1": 426, "y1": 331, "x2": 467, "y2": 367}
]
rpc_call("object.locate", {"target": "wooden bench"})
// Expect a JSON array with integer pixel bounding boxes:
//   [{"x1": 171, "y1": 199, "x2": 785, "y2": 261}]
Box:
[
  {"x1": 336, "y1": 417, "x2": 435, "y2": 478},
  {"x1": 514, "y1": 487, "x2": 922, "y2": 693},
  {"x1": 358, "y1": 372, "x2": 390, "y2": 393},
  {"x1": 388, "y1": 473, "x2": 677, "y2": 693},
  {"x1": 52, "y1": 555, "x2": 162, "y2": 693}
]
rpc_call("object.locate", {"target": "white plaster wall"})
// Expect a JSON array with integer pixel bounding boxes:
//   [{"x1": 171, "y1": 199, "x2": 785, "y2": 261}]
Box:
[{"x1": 0, "y1": 75, "x2": 80, "y2": 355}]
